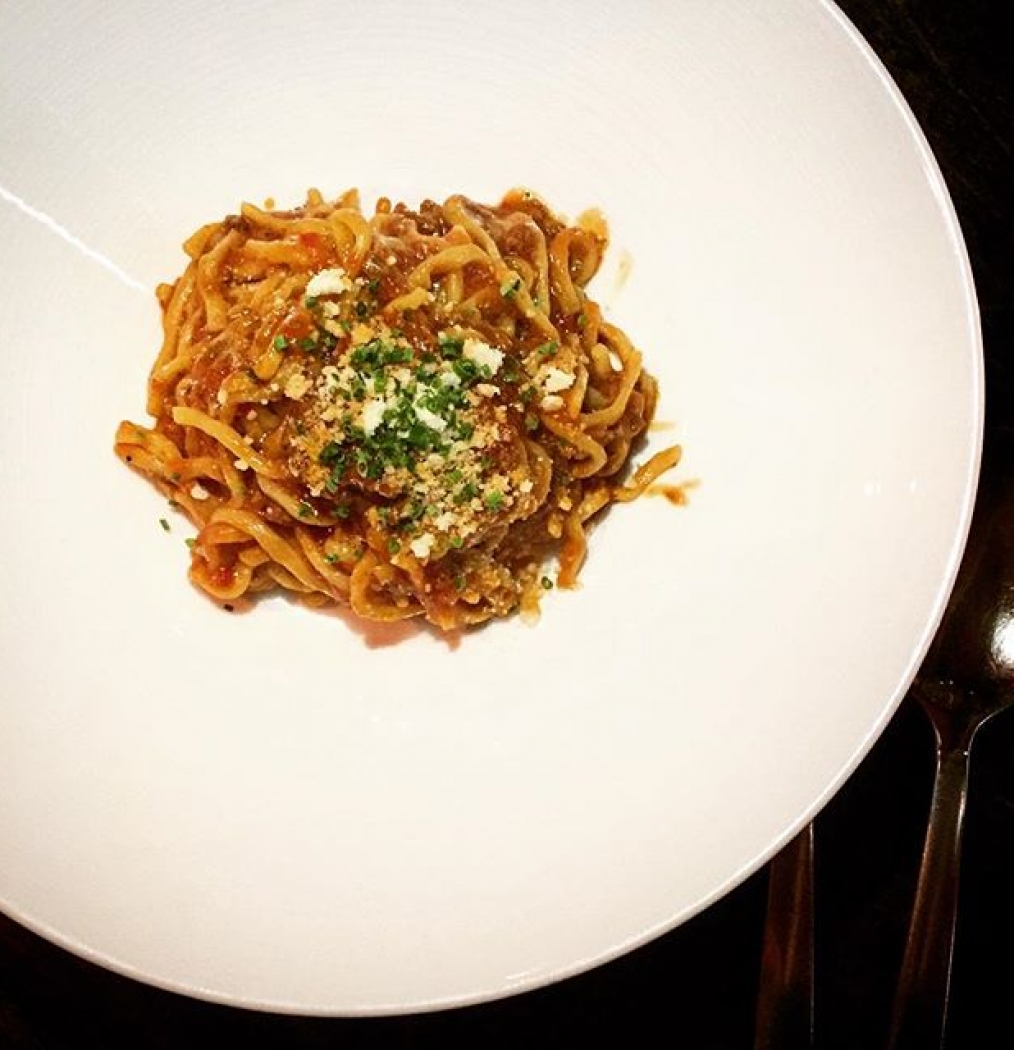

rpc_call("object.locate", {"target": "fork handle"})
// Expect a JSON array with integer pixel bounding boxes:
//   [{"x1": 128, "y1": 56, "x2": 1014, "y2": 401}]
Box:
[
  {"x1": 754, "y1": 823, "x2": 815, "y2": 1050},
  {"x1": 887, "y1": 725, "x2": 976, "y2": 1050}
]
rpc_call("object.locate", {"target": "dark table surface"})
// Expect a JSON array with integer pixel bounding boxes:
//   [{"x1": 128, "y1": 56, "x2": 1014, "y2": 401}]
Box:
[{"x1": 2, "y1": 3, "x2": 1012, "y2": 1047}]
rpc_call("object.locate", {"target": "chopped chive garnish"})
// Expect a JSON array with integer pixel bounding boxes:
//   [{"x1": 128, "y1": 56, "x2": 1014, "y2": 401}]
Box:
[
  {"x1": 455, "y1": 481, "x2": 479, "y2": 504},
  {"x1": 500, "y1": 276, "x2": 521, "y2": 299},
  {"x1": 501, "y1": 360, "x2": 521, "y2": 382}
]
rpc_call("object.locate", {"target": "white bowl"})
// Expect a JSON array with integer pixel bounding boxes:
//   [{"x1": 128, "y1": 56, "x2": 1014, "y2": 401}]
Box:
[{"x1": 0, "y1": 0, "x2": 981, "y2": 1014}]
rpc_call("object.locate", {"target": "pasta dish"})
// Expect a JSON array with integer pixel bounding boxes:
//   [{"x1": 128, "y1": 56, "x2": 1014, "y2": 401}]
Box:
[{"x1": 115, "y1": 188, "x2": 681, "y2": 630}]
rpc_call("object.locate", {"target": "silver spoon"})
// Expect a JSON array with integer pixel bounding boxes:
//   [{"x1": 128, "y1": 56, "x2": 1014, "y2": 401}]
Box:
[{"x1": 887, "y1": 425, "x2": 1014, "y2": 1050}]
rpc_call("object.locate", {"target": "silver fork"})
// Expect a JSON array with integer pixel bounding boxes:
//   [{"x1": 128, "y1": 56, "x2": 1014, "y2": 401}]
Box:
[{"x1": 887, "y1": 428, "x2": 1014, "y2": 1050}]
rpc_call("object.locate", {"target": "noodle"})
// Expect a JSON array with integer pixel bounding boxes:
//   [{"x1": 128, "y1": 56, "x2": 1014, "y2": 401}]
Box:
[{"x1": 115, "y1": 188, "x2": 681, "y2": 630}]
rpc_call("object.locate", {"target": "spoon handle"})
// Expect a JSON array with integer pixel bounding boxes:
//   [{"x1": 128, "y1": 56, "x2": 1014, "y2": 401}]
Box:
[
  {"x1": 887, "y1": 707, "x2": 978, "y2": 1050},
  {"x1": 754, "y1": 822, "x2": 815, "y2": 1050}
]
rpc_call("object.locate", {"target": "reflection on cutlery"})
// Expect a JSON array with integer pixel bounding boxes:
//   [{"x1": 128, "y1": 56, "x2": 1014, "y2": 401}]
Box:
[
  {"x1": 754, "y1": 822, "x2": 815, "y2": 1049},
  {"x1": 887, "y1": 427, "x2": 1014, "y2": 1050}
]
